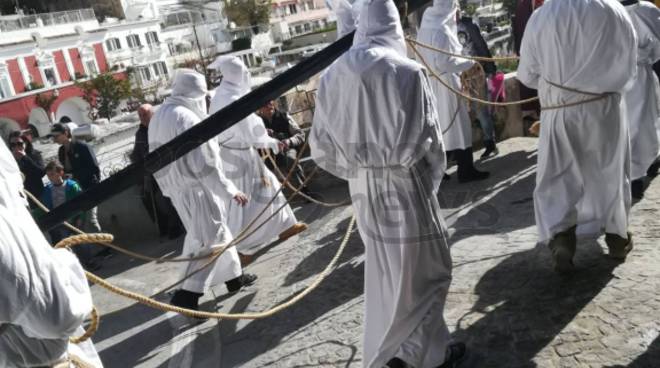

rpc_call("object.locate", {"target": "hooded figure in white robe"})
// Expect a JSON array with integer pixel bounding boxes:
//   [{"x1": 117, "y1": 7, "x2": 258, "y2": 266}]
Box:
[
  {"x1": 311, "y1": 1, "x2": 462, "y2": 367},
  {"x1": 416, "y1": 0, "x2": 489, "y2": 183},
  {"x1": 208, "y1": 56, "x2": 305, "y2": 257},
  {"x1": 620, "y1": 0, "x2": 660, "y2": 198},
  {"x1": 0, "y1": 140, "x2": 103, "y2": 368},
  {"x1": 148, "y1": 69, "x2": 253, "y2": 309},
  {"x1": 518, "y1": 0, "x2": 637, "y2": 270},
  {"x1": 332, "y1": 0, "x2": 358, "y2": 37}
]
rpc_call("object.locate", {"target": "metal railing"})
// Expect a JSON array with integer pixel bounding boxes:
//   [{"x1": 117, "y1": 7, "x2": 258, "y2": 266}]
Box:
[
  {"x1": 0, "y1": 9, "x2": 96, "y2": 32},
  {"x1": 160, "y1": 10, "x2": 221, "y2": 29}
]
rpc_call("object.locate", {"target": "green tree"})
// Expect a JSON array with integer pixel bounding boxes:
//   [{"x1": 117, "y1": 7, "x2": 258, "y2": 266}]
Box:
[
  {"x1": 35, "y1": 92, "x2": 58, "y2": 120},
  {"x1": 501, "y1": 0, "x2": 518, "y2": 15},
  {"x1": 224, "y1": 0, "x2": 272, "y2": 30},
  {"x1": 75, "y1": 73, "x2": 131, "y2": 120}
]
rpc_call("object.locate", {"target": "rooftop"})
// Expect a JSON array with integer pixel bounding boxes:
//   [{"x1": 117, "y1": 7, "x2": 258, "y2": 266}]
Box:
[{"x1": 0, "y1": 9, "x2": 96, "y2": 33}]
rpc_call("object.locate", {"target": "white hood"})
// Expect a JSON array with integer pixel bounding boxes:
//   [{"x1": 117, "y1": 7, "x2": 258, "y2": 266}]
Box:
[
  {"x1": 353, "y1": 0, "x2": 407, "y2": 57},
  {"x1": 209, "y1": 56, "x2": 280, "y2": 151},
  {"x1": 209, "y1": 55, "x2": 251, "y2": 95},
  {"x1": 164, "y1": 68, "x2": 208, "y2": 119},
  {"x1": 420, "y1": 0, "x2": 462, "y2": 54},
  {"x1": 333, "y1": 0, "x2": 358, "y2": 37},
  {"x1": 0, "y1": 140, "x2": 26, "y2": 208}
]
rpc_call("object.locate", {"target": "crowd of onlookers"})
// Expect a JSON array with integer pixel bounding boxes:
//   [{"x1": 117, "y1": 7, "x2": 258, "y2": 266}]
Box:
[
  {"x1": 8, "y1": 124, "x2": 110, "y2": 270},
  {"x1": 5, "y1": 96, "x2": 316, "y2": 272}
]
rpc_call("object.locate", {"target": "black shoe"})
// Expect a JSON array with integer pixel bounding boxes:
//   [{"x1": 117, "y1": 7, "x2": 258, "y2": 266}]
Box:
[
  {"x1": 386, "y1": 357, "x2": 408, "y2": 368},
  {"x1": 83, "y1": 259, "x2": 102, "y2": 272},
  {"x1": 170, "y1": 289, "x2": 204, "y2": 311},
  {"x1": 96, "y1": 248, "x2": 113, "y2": 259},
  {"x1": 480, "y1": 140, "x2": 498, "y2": 159},
  {"x1": 647, "y1": 162, "x2": 659, "y2": 178},
  {"x1": 437, "y1": 342, "x2": 467, "y2": 368},
  {"x1": 458, "y1": 168, "x2": 490, "y2": 183},
  {"x1": 456, "y1": 148, "x2": 490, "y2": 183},
  {"x1": 443, "y1": 173, "x2": 451, "y2": 181},
  {"x1": 225, "y1": 273, "x2": 258, "y2": 293},
  {"x1": 549, "y1": 225, "x2": 577, "y2": 273},
  {"x1": 631, "y1": 179, "x2": 644, "y2": 200}
]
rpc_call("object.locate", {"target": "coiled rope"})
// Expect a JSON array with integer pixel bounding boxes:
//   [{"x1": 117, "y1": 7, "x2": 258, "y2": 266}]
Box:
[{"x1": 49, "y1": 233, "x2": 104, "y2": 344}]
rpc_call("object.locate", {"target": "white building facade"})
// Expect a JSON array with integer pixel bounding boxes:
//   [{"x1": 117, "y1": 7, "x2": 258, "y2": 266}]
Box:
[
  {"x1": 0, "y1": 9, "x2": 114, "y2": 137},
  {"x1": 101, "y1": 18, "x2": 170, "y2": 89},
  {"x1": 269, "y1": 0, "x2": 332, "y2": 41}
]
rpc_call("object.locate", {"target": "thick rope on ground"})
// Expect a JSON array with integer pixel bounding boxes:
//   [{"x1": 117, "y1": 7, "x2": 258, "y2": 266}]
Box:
[
  {"x1": 85, "y1": 215, "x2": 356, "y2": 320},
  {"x1": 38, "y1": 136, "x2": 356, "y2": 320}
]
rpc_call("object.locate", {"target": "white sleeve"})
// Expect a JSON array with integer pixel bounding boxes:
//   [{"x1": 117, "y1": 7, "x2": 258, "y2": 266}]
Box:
[
  {"x1": 433, "y1": 34, "x2": 475, "y2": 74},
  {"x1": 309, "y1": 80, "x2": 352, "y2": 180},
  {"x1": 420, "y1": 72, "x2": 446, "y2": 191},
  {"x1": 244, "y1": 114, "x2": 281, "y2": 152},
  {"x1": 178, "y1": 111, "x2": 240, "y2": 200},
  {"x1": 516, "y1": 13, "x2": 541, "y2": 89},
  {"x1": 0, "y1": 208, "x2": 92, "y2": 341}
]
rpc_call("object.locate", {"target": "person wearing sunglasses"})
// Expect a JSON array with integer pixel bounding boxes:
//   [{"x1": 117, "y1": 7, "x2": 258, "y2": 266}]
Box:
[{"x1": 8, "y1": 130, "x2": 45, "y2": 205}]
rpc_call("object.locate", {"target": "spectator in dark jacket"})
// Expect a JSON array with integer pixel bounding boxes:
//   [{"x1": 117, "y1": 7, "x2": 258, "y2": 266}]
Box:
[
  {"x1": 257, "y1": 101, "x2": 315, "y2": 198},
  {"x1": 8, "y1": 130, "x2": 45, "y2": 203},
  {"x1": 457, "y1": 15, "x2": 499, "y2": 158},
  {"x1": 51, "y1": 123, "x2": 109, "y2": 259},
  {"x1": 130, "y1": 104, "x2": 184, "y2": 239},
  {"x1": 52, "y1": 123, "x2": 100, "y2": 191}
]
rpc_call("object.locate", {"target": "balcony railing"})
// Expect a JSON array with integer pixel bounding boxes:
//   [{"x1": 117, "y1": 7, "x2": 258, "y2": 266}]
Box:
[
  {"x1": 0, "y1": 9, "x2": 96, "y2": 32},
  {"x1": 160, "y1": 10, "x2": 221, "y2": 29}
]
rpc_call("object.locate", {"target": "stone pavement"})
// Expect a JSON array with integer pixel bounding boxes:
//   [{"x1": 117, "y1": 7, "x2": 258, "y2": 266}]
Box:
[{"x1": 89, "y1": 137, "x2": 660, "y2": 368}]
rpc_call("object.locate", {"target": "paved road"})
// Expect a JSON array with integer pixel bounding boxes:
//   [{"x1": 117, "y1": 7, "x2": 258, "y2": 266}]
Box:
[{"x1": 89, "y1": 138, "x2": 659, "y2": 368}]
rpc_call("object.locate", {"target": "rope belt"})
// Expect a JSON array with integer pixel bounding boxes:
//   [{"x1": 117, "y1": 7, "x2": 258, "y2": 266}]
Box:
[
  {"x1": 541, "y1": 79, "x2": 614, "y2": 110},
  {"x1": 407, "y1": 39, "x2": 612, "y2": 111}
]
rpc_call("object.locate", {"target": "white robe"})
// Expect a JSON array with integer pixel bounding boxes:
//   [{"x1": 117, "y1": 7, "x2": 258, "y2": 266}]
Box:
[
  {"x1": 210, "y1": 63, "x2": 297, "y2": 255},
  {"x1": 149, "y1": 78, "x2": 242, "y2": 292},
  {"x1": 416, "y1": 0, "x2": 476, "y2": 151},
  {"x1": 622, "y1": 1, "x2": 660, "y2": 180},
  {"x1": 0, "y1": 140, "x2": 102, "y2": 368},
  {"x1": 517, "y1": 0, "x2": 637, "y2": 242},
  {"x1": 310, "y1": 1, "x2": 451, "y2": 367},
  {"x1": 332, "y1": 0, "x2": 358, "y2": 37}
]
